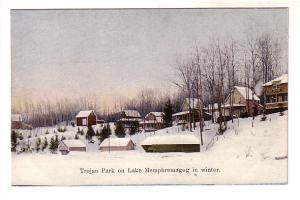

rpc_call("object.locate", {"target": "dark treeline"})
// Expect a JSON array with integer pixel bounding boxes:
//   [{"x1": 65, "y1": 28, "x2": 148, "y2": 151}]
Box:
[
  {"x1": 12, "y1": 96, "x2": 98, "y2": 128},
  {"x1": 12, "y1": 89, "x2": 185, "y2": 128}
]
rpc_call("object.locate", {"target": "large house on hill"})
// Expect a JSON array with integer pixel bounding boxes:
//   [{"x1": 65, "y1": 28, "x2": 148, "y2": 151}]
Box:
[
  {"x1": 140, "y1": 112, "x2": 165, "y2": 131},
  {"x1": 263, "y1": 74, "x2": 288, "y2": 113},
  {"x1": 221, "y1": 86, "x2": 262, "y2": 117},
  {"x1": 76, "y1": 110, "x2": 97, "y2": 126}
]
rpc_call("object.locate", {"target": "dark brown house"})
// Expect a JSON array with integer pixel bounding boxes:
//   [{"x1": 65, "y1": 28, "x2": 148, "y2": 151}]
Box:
[
  {"x1": 76, "y1": 110, "x2": 97, "y2": 126},
  {"x1": 99, "y1": 138, "x2": 135, "y2": 151},
  {"x1": 118, "y1": 110, "x2": 141, "y2": 128},
  {"x1": 58, "y1": 139, "x2": 86, "y2": 154},
  {"x1": 263, "y1": 74, "x2": 288, "y2": 113}
]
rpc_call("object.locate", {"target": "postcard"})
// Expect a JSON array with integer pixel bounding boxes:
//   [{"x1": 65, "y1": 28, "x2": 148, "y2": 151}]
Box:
[{"x1": 11, "y1": 8, "x2": 288, "y2": 185}]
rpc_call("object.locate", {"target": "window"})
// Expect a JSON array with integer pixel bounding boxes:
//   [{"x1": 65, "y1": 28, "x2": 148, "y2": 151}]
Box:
[
  {"x1": 272, "y1": 83, "x2": 281, "y2": 92},
  {"x1": 82, "y1": 118, "x2": 87, "y2": 125}
]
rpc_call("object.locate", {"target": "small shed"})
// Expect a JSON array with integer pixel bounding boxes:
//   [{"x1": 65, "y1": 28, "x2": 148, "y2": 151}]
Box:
[
  {"x1": 58, "y1": 139, "x2": 86, "y2": 154},
  {"x1": 141, "y1": 135, "x2": 200, "y2": 153},
  {"x1": 99, "y1": 138, "x2": 135, "y2": 151},
  {"x1": 76, "y1": 110, "x2": 97, "y2": 126}
]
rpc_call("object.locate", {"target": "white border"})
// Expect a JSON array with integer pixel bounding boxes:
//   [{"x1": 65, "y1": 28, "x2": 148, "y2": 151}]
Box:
[{"x1": 1, "y1": 0, "x2": 300, "y2": 200}]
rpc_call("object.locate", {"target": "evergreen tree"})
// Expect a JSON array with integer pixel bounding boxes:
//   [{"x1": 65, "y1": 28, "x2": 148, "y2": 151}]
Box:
[
  {"x1": 54, "y1": 134, "x2": 59, "y2": 147},
  {"x1": 99, "y1": 124, "x2": 112, "y2": 143},
  {"x1": 42, "y1": 137, "x2": 48, "y2": 151},
  {"x1": 129, "y1": 122, "x2": 139, "y2": 136},
  {"x1": 86, "y1": 125, "x2": 95, "y2": 141},
  {"x1": 45, "y1": 129, "x2": 49, "y2": 134},
  {"x1": 163, "y1": 99, "x2": 173, "y2": 127},
  {"x1": 11, "y1": 130, "x2": 18, "y2": 152},
  {"x1": 115, "y1": 122, "x2": 126, "y2": 138},
  {"x1": 49, "y1": 137, "x2": 58, "y2": 153},
  {"x1": 35, "y1": 137, "x2": 42, "y2": 152},
  {"x1": 75, "y1": 133, "x2": 79, "y2": 140}
]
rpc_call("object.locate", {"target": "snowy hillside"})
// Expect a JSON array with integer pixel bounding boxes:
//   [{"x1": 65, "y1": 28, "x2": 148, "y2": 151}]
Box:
[{"x1": 12, "y1": 112, "x2": 287, "y2": 185}]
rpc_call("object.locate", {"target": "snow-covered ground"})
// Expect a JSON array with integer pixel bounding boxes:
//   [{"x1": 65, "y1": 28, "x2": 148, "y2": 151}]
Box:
[{"x1": 12, "y1": 112, "x2": 287, "y2": 185}]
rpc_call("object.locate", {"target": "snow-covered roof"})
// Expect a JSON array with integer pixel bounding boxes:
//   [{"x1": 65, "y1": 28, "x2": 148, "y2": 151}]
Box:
[
  {"x1": 100, "y1": 138, "x2": 133, "y2": 147},
  {"x1": 76, "y1": 110, "x2": 95, "y2": 118},
  {"x1": 11, "y1": 114, "x2": 22, "y2": 122},
  {"x1": 61, "y1": 140, "x2": 86, "y2": 148},
  {"x1": 141, "y1": 134, "x2": 200, "y2": 146},
  {"x1": 140, "y1": 120, "x2": 164, "y2": 124},
  {"x1": 122, "y1": 110, "x2": 141, "y2": 118},
  {"x1": 234, "y1": 86, "x2": 260, "y2": 101},
  {"x1": 263, "y1": 74, "x2": 288, "y2": 86},
  {"x1": 222, "y1": 103, "x2": 246, "y2": 108},
  {"x1": 145, "y1": 112, "x2": 164, "y2": 118},
  {"x1": 172, "y1": 111, "x2": 190, "y2": 117}
]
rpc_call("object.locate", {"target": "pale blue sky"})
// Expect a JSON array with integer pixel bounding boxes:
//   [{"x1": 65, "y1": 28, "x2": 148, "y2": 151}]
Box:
[{"x1": 11, "y1": 9, "x2": 288, "y2": 107}]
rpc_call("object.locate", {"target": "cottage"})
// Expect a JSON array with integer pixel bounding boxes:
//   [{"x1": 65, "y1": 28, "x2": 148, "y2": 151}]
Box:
[
  {"x1": 118, "y1": 110, "x2": 141, "y2": 128},
  {"x1": 11, "y1": 114, "x2": 32, "y2": 130},
  {"x1": 172, "y1": 98, "x2": 211, "y2": 126},
  {"x1": 58, "y1": 139, "x2": 86, "y2": 154},
  {"x1": 221, "y1": 86, "x2": 262, "y2": 117},
  {"x1": 140, "y1": 112, "x2": 165, "y2": 131},
  {"x1": 141, "y1": 134, "x2": 200, "y2": 153},
  {"x1": 262, "y1": 74, "x2": 288, "y2": 113},
  {"x1": 76, "y1": 110, "x2": 97, "y2": 126},
  {"x1": 99, "y1": 138, "x2": 135, "y2": 151}
]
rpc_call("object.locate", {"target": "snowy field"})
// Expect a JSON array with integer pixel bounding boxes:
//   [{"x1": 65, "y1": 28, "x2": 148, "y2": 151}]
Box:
[{"x1": 12, "y1": 112, "x2": 287, "y2": 185}]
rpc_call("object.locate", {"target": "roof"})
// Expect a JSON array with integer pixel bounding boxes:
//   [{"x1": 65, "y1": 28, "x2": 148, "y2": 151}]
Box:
[
  {"x1": 234, "y1": 86, "x2": 260, "y2": 101},
  {"x1": 100, "y1": 138, "x2": 133, "y2": 147},
  {"x1": 62, "y1": 140, "x2": 86, "y2": 148},
  {"x1": 172, "y1": 110, "x2": 211, "y2": 117},
  {"x1": 76, "y1": 110, "x2": 95, "y2": 118},
  {"x1": 263, "y1": 74, "x2": 288, "y2": 86},
  {"x1": 122, "y1": 110, "x2": 141, "y2": 118},
  {"x1": 140, "y1": 120, "x2": 164, "y2": 124},
  {"x1": 11, "y1": 114, "x2": 22, "y2": 122},
  {"x1": 145, "y1": 112, "x2": 164, "y2": 118},
  {"x1": 141, "y1": 134, "x2": 200, "y2": 146},
  {"x1": 172, "y1": 111, "x2": 190, "y2": 117}
]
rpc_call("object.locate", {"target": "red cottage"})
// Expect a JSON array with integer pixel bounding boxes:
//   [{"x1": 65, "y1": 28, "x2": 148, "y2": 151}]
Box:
[{"x1": 76, "y1": 110, "x2": 97, "y2": 126}]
